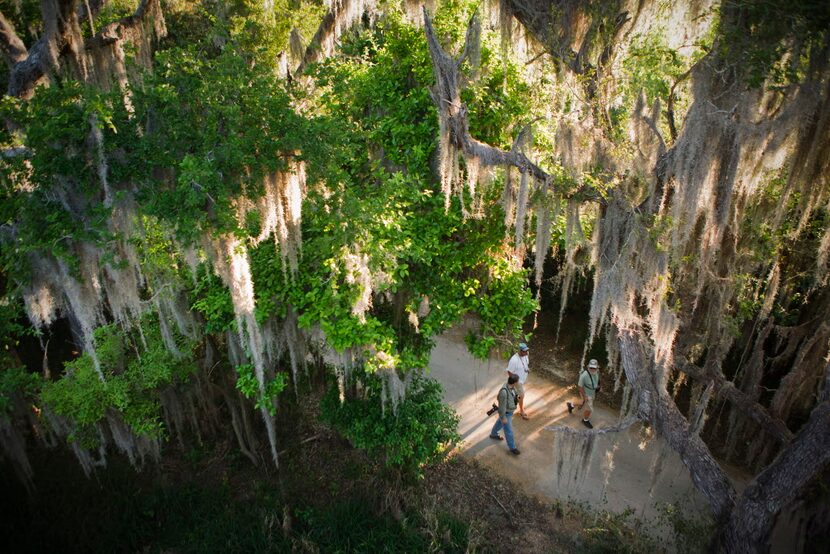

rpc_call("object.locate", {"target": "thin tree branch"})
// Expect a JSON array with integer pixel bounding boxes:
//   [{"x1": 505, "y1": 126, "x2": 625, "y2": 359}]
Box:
[{"x1": 489, "y1": 491, "x2": 515, "y2": 525}]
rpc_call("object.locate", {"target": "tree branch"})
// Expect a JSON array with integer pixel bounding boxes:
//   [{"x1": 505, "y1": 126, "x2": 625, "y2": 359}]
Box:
[
  {"x1": 7, "y1": 0, "x2": 82, "y2": 99},
  {"x1": 295, "y1": 0, "x2": 372, "y2": 78},
  {"x1": 0, "y1": 11, "x2": 28, "y2": 67},
  {"x1": 678, "y1": 360, "x2": 794, "y2": 445},
  {"x1": 618, "y1": 326, "x2": 737, "y2": 521},
  {"x1": 83, "y1": 0, "x2": 166, "y2": 80},
  {"x1": 422, "y1": 7, "x2": 601, "y2": 202},
  {"x1": 7, "y1": 0, "x2": 163, "y2": 98},
  {"x1": 717, "y1": 395, "x2": 830, "y2": 552}
]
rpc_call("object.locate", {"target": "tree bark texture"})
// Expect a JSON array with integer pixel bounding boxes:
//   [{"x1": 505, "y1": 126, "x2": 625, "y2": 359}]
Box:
[
  {"x1": 6, "y1": 0, "x2": 83, "y2": 98},
  {"x1": 617, "y1": 327, "x2": 737, "y2": 521},
  {"x1": 2, "y1": 0, "x2": 165, "y2": 98},
  {"x1": 717, "y1": 398, "x2": 830, "y2": 552},
  {"x1": 0, "y1": 12, "x2": 28, "y2": 67}
]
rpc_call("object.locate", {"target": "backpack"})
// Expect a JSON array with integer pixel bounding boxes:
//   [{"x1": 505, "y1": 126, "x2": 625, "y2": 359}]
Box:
[{"x1": 497, "y1": 385, "x2": 517, "y2": 406}]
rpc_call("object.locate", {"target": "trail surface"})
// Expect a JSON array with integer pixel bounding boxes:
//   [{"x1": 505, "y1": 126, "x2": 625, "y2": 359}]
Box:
[{"x1": 428, "y1": 327, "x2": 740, "y2": 526}]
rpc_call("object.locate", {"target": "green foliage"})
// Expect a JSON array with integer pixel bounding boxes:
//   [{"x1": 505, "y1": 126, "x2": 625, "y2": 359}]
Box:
[
  {"x1": 0, "y1": 83, "x2": 119, "y2": 278},
  {"x1": 656, "y1": 502, "x2": 715, "y2": 554},
  {"x1": 622, "y1": 33, "x2": 687, "y2": 107},
  {"x1": 312, "y1": 12, "x2": 437, "y2": 177},
  {"x1": 320, "y1": 372, "x2": 460, "y2": 480},
  {"x1": 0, "y1": 291, "x2": 36, "y2": 354},
  {"x1": 89, "y1": 0, "x2": 140, "y2": 34},
  {"x1": 234, "y1": 363, "x2": 287, "y2": 416},
  {"x1": 131, "y1": 45, "x2": 309, "y2": 240},
  {"x1": 464, "y1": 259, "x2": 538, "y2": 359},
  {"x1": 39, "y1": 319, "x2": 197, "y2": 441},
  {"x1": 247, "y1": 9, "x2": 540, "y2": 365},
  {"x1": 614, "y1": 30, "x2": 702, "y2": 143},
  {"x1": 715, "y1": 0, "x2": 830, "y2": 88},
  {"x1": 191, "y1": 270, "x2": 235, "y2": 334},
  {"x1": 0, "y1": 365, "x2": 41, "y2": 419},
  {"x1": 462, "y1": 45, "x2": 537, "y2": 150}
]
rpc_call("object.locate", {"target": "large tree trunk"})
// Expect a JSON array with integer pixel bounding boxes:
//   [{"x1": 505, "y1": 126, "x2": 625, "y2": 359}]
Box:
[
  {"x1": 618, "y1": 327, "x2": 737, "y2": 521},
  {"x1": 620, "y1": 328, "x2": 830, "y2": 551},
  {"x1": 717, "y1": 391, "x2": 830, "y2": 552}
]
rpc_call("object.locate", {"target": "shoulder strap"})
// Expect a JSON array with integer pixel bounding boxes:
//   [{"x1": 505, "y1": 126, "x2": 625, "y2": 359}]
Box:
[{"x1": 580, "y1": 370, "x2": 596, "y2": 390}]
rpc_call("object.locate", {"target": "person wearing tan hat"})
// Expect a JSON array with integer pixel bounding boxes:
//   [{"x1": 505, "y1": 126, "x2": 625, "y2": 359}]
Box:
[{"x1": 567, "y1": 358, "x2": 600, "y2": 429}]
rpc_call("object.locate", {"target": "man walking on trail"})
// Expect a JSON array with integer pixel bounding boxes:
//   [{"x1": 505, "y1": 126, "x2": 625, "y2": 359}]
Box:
[
  {"x1": 490, "y1": 374, "x2": 521, "y2": 455},
  {"x1": 506, "y1": 342, "x2": 530, "y2": 420},
  {"x1": 567, "y1": 358, "x2": 600, "y2": 429}
]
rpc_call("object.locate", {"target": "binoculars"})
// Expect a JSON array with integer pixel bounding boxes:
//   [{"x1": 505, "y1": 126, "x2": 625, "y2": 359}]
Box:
[{"x1": 486, "y1": 403, "x2": 498, "y2": 416}]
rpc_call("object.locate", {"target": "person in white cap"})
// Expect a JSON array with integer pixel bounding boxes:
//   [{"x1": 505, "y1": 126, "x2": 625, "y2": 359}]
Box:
[
  {"x1": 567, "y1": 358, "x2": 600, "y2": 428},
  {"x1": 506, "y1": 343, "x2": 531, "y2": 420}
]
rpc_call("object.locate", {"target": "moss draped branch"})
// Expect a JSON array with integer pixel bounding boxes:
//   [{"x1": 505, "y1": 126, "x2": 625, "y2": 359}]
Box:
[
  {"x1": 422, "y1": 7, "x2": 600, "y2": 202},
  {"x1": 4, "y1": 0, "x2": 164, "y2": 98}
]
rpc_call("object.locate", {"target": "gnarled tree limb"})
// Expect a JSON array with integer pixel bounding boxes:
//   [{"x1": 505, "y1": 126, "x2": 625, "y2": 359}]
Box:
[
  {"x1": 618, "y1": 326, "x2": 737, "y2": 521},
  {"x1": 422, "y1": 7, "x2": 600, "y2": 201},
  {"x1": 0, "y1": 12, "x2": 28, "y2": 67},
  {"x1": 717, "y1": 390, "x2": 830, "y2": 552},
  {"x1": 5, "y1": 0, "x2": 163, "y2": 98},
  {"x1": 7, "y1": 0, "x2": 83, "y2": 99},
  {"x1": 678, "y1": 360, "x2": 794, "y2": 445}
]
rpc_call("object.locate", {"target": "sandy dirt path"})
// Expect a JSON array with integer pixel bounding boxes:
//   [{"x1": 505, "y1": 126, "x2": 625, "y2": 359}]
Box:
[{"x1": 427, "y1": 328, "x2": 740, "y2": 527}]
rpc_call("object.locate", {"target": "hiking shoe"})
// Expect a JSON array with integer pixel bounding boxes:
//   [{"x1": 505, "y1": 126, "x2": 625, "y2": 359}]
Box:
[
  {"x1": 566, "y1": 401, "x2": 574, "y2": 414},
  {"x1": 489, "y1": 434, "x2": 503, "y2": 441},
  {"x1": 510, "y1": 448, "x2": 521, "y2": 455},
  {"x1": 582, "y1": 419, "x2": 593, "y2": 429}
]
